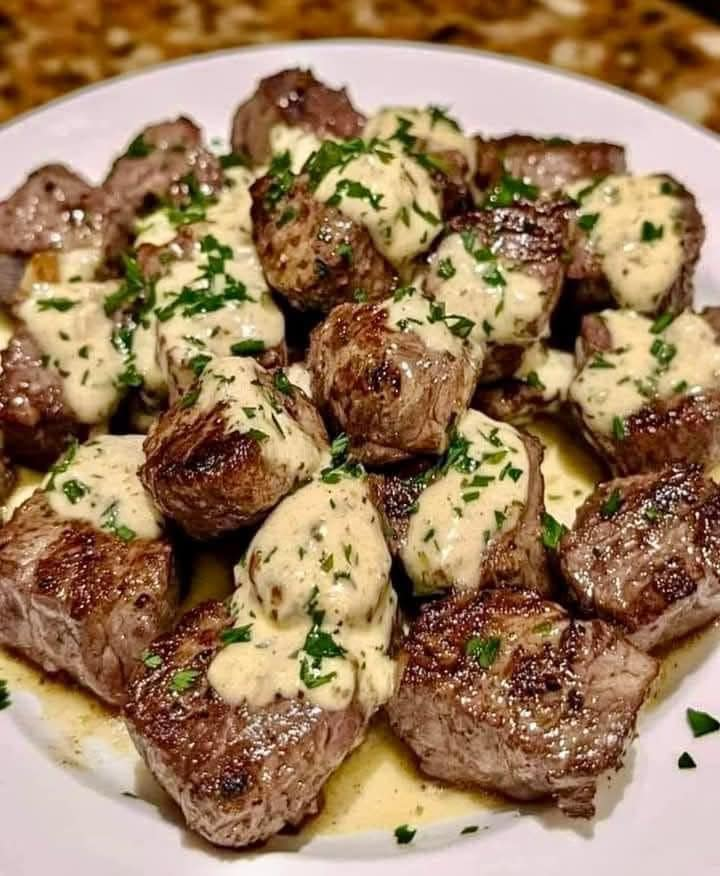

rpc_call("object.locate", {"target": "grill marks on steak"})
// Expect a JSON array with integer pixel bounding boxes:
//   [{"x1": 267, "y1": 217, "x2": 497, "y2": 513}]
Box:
[
  {"x1": 559, "y1": 464, "x2": 720, "y2": 650},
  {"x1": 308, "y1": 302, "x2": 477, "y2": 465},
  {"x1": 104, "y1": 117, "x2": 223, "y2": 213},
  {"x1": 572, "y1": 312, "x2": 720, "y2": 475},
  {"x1": 370, "y1": 430, "x2": 551, "y2": 596},
  {"x1": 0, "y1": 493, "x2": 177, "y2": 705},
  {"x1": 566, "y1": 175, "x2": 704, "y2": 317},
  {"x1": 386, "y1": 588, "x2": 657, "y2": 818},
  {"x1": 0, "y1": 164, "x2": 130, "y2": 259},
  {"x1": 475, "y1": 135, "x2": 626, "y2": 194},
  {"x1": 124, "y1": 600, "x2": 367, "y2": 848},
  {"x1": 251, "y1": 173, "x2": 396, "y2": 313},
  {"x1": 140, "y1": 368, "x2": 328, "y2": 540},
  {"x1": 0, "y1": 329, "x2": 85, "y2": 468},
  {"x1": 231, "y1": 68, "x2": 366, "y2": 166}
]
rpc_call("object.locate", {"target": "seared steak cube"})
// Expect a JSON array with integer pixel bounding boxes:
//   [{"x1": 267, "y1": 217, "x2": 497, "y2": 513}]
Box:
[
  {"x1": 386, "y1": 588, "x2": 657, "y2": 818},
  {"x1": 308, "y1": 296, "x2": 477, "y2": 465},
  {"x1": 569, "y1": 309, "x2": 720, "y2": 474},
  {"x1": 0, "y1": 436, "x2": 177, "y2": 705},
  {"x1": 560, "y1": 463, "x2": 720, "y2": 650},
  {"x1": 141, "y1": 357, "x2": 328, "y2": 539}
]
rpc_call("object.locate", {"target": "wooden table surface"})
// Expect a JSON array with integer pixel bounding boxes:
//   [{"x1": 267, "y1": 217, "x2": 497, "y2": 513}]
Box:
[{"x1": 1, "y1": 1, "x2": 720, "y2": 131}]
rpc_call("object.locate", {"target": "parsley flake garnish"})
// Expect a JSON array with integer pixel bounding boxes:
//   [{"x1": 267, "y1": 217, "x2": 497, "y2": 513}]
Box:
[
  {"x1": 170, "y1": 668, "x2": 200, "y2": 694},
  {"x1": 687, "y1": 708, "x2": 720, "y2": 737},
  {"x1": 394, "y1": 824, "x2": 416, "y2": 845},
  {"x1": 541, "y1": 512, "x2": 568, "y2": 549},
  {"x1": 220, "y1": 625, "x2": 253, "y2": 645},
  {"x1": 601, "y1": 489, "x2": 623, "y2": 518},
  {"x1": 465, "y1": 635, "x2": 501, "y2": 669}
]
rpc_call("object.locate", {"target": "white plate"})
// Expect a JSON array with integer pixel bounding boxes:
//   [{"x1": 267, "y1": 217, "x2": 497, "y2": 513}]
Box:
[{"x1": 2, "y1": 39, "x2": 720, "y2": 876}]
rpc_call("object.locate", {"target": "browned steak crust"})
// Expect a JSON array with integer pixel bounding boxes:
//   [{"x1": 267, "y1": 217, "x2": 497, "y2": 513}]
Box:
[
  {"x1": 0, "y1": 494, "x2": 177, "y2": 705},
  {"x1": 140, "y1": 370, "x2": 328, "y2": 540},
  {"x1": 308, "y1": 302, "x2": 477, "y2": 465},
  {"x1": 251, "y1": 173, "x2": 396, "y2": 313},
  {"x1": 124, "y1": 600, "x2": 367, "y2": 848},
  {"x1": 386, "y1": 588, "x2": 657, "y2": 818},
  {"x1": 475, "y1": 135, "x2": 626, "y2": 194},
  {"x1": 0, "y1": 329, "x2": 85, "y2": 469},
  {"x1": 230, "y1": 68, "x2": 366, "y2": 165},
  {"x1": 560, "y1": 464, "x2": 720, "y2": 650},
  {"x1": 104, "y1": 117, "x2": 223, "y2": 212},
  {"x1": 370, "y1": 431, "x2": 551, "y2": 595}
]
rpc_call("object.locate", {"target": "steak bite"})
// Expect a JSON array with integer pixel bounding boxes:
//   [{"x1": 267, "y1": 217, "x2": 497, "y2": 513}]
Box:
[
  {"x1": 126, "y1": 470, "x2": 396, "y2": 847},
  {"x1": 569, "y1": 309, "x2": 720, "y2": 475},
  {"x1": 251, "y1": 138, "x2": 447, "y2": 313},
  {"x1": 141, "y1": 357, "x2": 329, "y2": 540},
  {"x1": 307, "y1": 293, "x2": 477, "y2": 465},
  {"x1": 0, "y1": 164, "x2": 129, "y2": 258},
  {"x1": 0, "y1": 435, "x2": 177, "y2": 705},
  {"x1": 475, "y1": 134, "x2": 626, "y2": 194},
  {"x1": 230, "y1": 68, "x2": 366, "y2": 166},
  {"x1": 104, "y1": 116, "x2": 223, "y2": 213},
  {"x1": 566, "y1": 174, "x2": 704, "y2": 316},
  {"x1": 473, "y1": 343, "x2": 575, "y2": 423},
  {"x1": 371, "y1": 409, "x2": 550, "y2": 596},
  {"x1": 425, "y1": 201, "x2": 570, "y2": 382},
  {"x1": 386, "y1": 588, "x2": 658, "y2": 818},
  {"x1": 559, "y1": 464, "x2": 720, "y2": 651}
]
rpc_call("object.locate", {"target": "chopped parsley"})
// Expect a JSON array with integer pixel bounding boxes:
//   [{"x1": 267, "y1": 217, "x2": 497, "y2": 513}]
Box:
[
  {"x1": 169, "y1": 668, "x2": 200, "y2": 694},
  {"x1": 303, "y1": 138, "x2": 379, "y2": 190},
  {"x1": 104, "y1": 253, "x2": 154, "y2": 317},
  {"x1": 37, "y1": 297, "x2": 76, "y2": 312},
  {"x1": 650, "y1": 312, "x2": 674, "y2": 334},
  {"x1": 61, "y1": 478, "x2": 89, "y2": 504},
  {"x1": 600, "y1": 489, "x2": 623, "y2": 518},
  {"x1": 437, "y1": 257, "x2": 456, "y2": 280},
  {"x1": 273, "y1": 370, "x2": 293, "y2": 395},
  {"x1": 45, "y1": 440, "x2": 78, "y2": 491},
  {"x1": 140, "y1": 650, "x2": 162, "y2": 670},
  {"x1": 577, "y1": 212, "x2": 599, "y2": 232},
  {"x1": 100, "y1": 502, "x2": 136, "y2": 543},
  {"x1": 541, "y1": 512, "x2": 568, "y2": 549},
  {"x1": 220, "y1": 625, "x2": 253, "y2": 645},
  {"x1": 188, "y1": 353, "x2": 211, "y2": 377},
  {"x1": 394, "y1": 824, "x2": 416, "y2": 845},
  {"x1": 412, "y1": 200, "x2": 441, "y2": 226},
  {"x1": 612, "y1": 415, "x2": 627, "y2": 441},
  {"x1": 428, "y1": 104, "x2": 461, "y2": 130},
  {"x1": 465, "y1": 635, "x2": 501, "y2": 669},
  {"x1": 641, "y1": 220, "x2": 664, "y2": 242},
  {"x1": 231, "y1": 339, "x2": 266, "y2": 356},
  {"x1": 427, "y1": 300, "x2": 475, "y2": 339},
  {"x1": 327, "y1": 178, "x2": 383, "y2": 210},
  {"x1": 687, "y1": 707, "x2": 720, "y2": 737},
  {"x1": 525, "y1": 370, "x2": 545, "y2": 390},
  {"x1": 650, "y1": 337, "x2": 677, "y2": 368},
  {"x1": 483, "y1": 172, "x2": 539, "y2": 208},
  {"x1": 589, "y1": 353, "x2": 615, "y2": 370},
  {"x1": 0, "y1": 679, "x2": 9, "y2": 711},
  {"x1": 125, "y1": 133, "x2": 154, "y2": 158},
  {"x1": 179, "y1": 385, "x2": 201, "y2": 409},
  {"x1": 219, "y1": 151, "x2": 246, "y2": 169},
  {"x1": 678, "y1": 751, "x2": 696, "y2": 769},
  {"x1": 460, "y1": 825, "x2": 479, "y2": 835},
  {"x1": 166, "y1": 174, "x2": 217, "y2": 227}
]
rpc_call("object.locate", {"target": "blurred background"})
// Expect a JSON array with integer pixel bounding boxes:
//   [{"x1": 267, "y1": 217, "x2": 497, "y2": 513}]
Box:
[{"x1": 1, "y1": 1, "x2": 720, "y2": 130}]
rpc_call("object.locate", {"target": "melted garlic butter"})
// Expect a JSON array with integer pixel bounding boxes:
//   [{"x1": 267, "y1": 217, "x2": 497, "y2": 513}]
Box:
[
  {"x1": 426, "y1": 231, "x2": 548, "y2": 357},
  {"x1": 570, "y1": 174, "x2": 685, "y2": 313},
  {"x1": 194, "y1": 356, "x2": 326, "y2": 479},
  {"x1": 17, "y1": 280, "x2": 124, "y2": 424},
  {"x1": 313, "y1": 144, "x2": 443, "y2": 269},
  {"x1": 402, "y1": 410, "x2": 529, "y2": 594},
  {"x1": 43, "y1": 434, "x2": 162, "y2": 540},
  {"x1": 515, "y1": 343, "x2": 575, "y2": 405},
  {"x1": 208, "y1": 475, "x2": 397, "y2": 713},
  {"x1": 269, "y1": 123, "x2": 323, "y2": 174},
  {"x1": 132, "y1": 173, "x2": 284, "y2": 396},
  {"x1": 363, "y1": 106, "x2": 475, "y2": 172},
  {"x1": 569, "y1": 309, "x2": 720, "y2": 436},
  {"x1": 383, "y1": 282, "x2": 471, "y2": 360}
]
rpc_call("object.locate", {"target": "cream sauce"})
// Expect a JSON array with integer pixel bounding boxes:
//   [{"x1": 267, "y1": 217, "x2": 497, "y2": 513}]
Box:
[
  {"x1": 194, "y1": 356, "x2": 326, "y2": 481},
  {"x1": 269, "y1": 123, "x2": 323, "y2": 174},
  {"x1": 569, "y1": 309, "x2": 720, "y2": 436},
  {"x1": 313, "y1": 143, "x2": 443, "y2": 270},
  {"x1": 383, "y1": 283, "x2": 470, "y2": 359},
  {"x1": 363, "y1": 106, "x2": 475, "y2": 172},
  {"x1": 44, "y1": 434, "x2": 162, "y2": 541},
  {"x1": 571, "y1": 174, "x2": 685, "y2": 313},
  {"x1": 132, "y1": 173, "x2": 284, "y2": 396},
  {"x1": 515, "y1": 343, "x2": 575, "y2": 404},
  {"x1": 17, "y1": 280, "x2": 125, "y2": 424},
  {"x1": 426, "y1": 231, "x2": 549, "y2": 358},
  {"x1": 285, "y1": 361, "x2": 313, "y2": 398},
  {"x1": 208, "y1": 474, "x2": 397, "y2": 714},
  {"x1": 402, "y1": 410, "x2": 529, "y2": 594}
]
